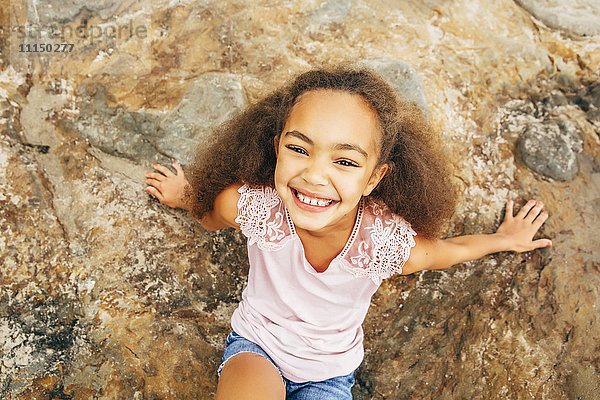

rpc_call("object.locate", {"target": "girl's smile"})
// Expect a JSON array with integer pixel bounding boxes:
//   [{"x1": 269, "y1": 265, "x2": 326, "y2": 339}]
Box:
[
  {"x1": 274, "y1": 89, "x2": 388, "y2": 236},
  {"x1": 291, "y1": 187, "x2": 338, "y2": 210}
]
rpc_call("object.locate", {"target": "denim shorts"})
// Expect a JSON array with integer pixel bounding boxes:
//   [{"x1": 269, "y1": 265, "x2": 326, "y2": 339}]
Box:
[{"x1": 217, "y1": 331, "x2": 355, "y2": 399}]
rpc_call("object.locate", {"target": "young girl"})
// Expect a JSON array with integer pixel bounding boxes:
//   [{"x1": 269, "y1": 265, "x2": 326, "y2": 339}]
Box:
[{"x1": 144, "y1": 65, "x2": 551, "y2": 400}]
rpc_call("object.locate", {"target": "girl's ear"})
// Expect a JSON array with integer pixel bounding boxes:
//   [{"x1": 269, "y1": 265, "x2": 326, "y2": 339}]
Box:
[
  {"x1": 273, "y1": 136, "x2": 279, "y2": 157},
  {"x1": 363, "y1": 163, "x2": 389, "y2": 196}
]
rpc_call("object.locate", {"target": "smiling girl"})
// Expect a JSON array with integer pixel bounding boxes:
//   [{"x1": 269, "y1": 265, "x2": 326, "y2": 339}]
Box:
[{"x1": 144, "y1": 65, "x2": 551, "y2": 399}]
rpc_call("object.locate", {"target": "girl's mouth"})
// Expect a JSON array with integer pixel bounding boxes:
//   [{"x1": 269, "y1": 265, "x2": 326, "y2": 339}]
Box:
[{"x1": 291, "y1": 188, "x2": 336, "y2": 208}]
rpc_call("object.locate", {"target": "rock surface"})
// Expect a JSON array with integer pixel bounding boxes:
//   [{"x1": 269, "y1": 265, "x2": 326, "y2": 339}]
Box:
[
  {"x1": 361, "y1": 59, "x2": 430, "y2": 117},
  {"x1": 1, "y1": 0, "x2": 600, "y2": 399},
  {"x1": 515, "y1": 0, "x2": 600, "y2": 36},
  {"x1": 517, "y1": 118, "x2": 582, "y2": 181}
]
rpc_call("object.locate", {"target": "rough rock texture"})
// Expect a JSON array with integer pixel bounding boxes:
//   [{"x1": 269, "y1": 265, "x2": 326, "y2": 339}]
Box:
[
  {"x1": 515, "y1": 0, "x2": 600, "y2": 37},
  {"x1": 56, "y1": 73, "x2": 246, "y2": 165},
  {"x1": 361, "y1": 59, "x2": 430, "y2": 118},
  {"x1": 26, "y1": 0, "x2": 123, "y2": 24},
  {"x1": 517, "y1": 117, "x2": 582, "y2": 181},
  {"x1": 1, "y1": 0, "x2": 600, "y2": 399}
]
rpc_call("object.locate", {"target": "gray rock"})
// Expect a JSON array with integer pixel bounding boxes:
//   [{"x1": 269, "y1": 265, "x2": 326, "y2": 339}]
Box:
[
  {"x1": 306, "y1": 0, "x2": 354, "y2": 26},
  {"x1": 156, "y1": 72, "x2": 246, "y2": 163},
  {"x1": 60, "y1": 73, "x2": 246, "y2": 165},
  {"x1": 590, "y1": 83, "x2": 600, "y2": 108},
  {"x1": 360, "y1": 59, "x2": 429, "y2": 117},
  {"x1": 588, "y1": 109, "x2": 600, "y2": 124},
  {"x1": 517, "y1": 118, "x2": 583, "y2": 181},
  {"x1": 515, "y1": 0, "x2": 600, "y2": 36},
  {"x1": 26, "y1": 0, "x2": 122, "y2": 23},
  {"x1": 58, "y1": 85, "x2": 161, "y2": 162},
  {"x1": 542, "y1": 90, "x2": 569, "y2": 108}
]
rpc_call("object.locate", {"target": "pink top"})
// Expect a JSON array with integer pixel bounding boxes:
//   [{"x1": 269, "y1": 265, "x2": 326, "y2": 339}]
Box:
[{"x1": 230, "y1": 184, "x2": 417, "y2": 382}]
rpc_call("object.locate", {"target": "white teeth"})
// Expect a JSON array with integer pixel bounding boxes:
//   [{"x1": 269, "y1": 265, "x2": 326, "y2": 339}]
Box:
[{"x1": 296, "y1": 190, "x2": 332, "y2": 207}]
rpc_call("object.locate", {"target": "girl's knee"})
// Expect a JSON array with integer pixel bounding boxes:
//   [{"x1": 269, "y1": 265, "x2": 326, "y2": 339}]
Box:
[{"x1": 216, "y1": 353, "x2": 285, "y2": 400}]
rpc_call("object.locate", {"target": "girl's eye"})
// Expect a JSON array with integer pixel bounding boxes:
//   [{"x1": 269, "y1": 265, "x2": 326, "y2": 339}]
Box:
[
  {"x1": 286, "y1": 145, "x2": 307, "y2": 155},
  {"x1": 336, "y1": 159, "x2": 359, "y2": 167}
]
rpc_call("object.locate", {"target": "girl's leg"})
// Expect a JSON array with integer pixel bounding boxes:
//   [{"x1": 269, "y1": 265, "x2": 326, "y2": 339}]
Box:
[{"x1": 216, "y1": 352, "x2": 286, "y2": 400}]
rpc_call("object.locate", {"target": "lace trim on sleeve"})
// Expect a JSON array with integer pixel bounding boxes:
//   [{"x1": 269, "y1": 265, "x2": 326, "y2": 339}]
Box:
[
  {"x1": 343, "y1": 200, "x2": 417, "y2": 285},
  {"x1": 234, "y1": 184, "x2": 291, "y2": 251}
]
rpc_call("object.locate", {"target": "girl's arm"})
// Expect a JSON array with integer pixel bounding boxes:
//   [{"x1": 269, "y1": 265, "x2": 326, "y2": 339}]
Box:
[
  {"x1": 198, "y1": 183, "x2": 242, "y2": 231},
  {"x1": 145, "y1": 163, "x2": 241, "y2": 231},
  {"x1": 401, "y1": 200, "x2": 551, "y2": 275}
]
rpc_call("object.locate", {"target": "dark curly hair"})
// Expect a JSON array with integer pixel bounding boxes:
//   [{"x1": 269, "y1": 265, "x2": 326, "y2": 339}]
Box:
[{"x1": 184, "y1": 64, "x2": 457, "y2": 239}]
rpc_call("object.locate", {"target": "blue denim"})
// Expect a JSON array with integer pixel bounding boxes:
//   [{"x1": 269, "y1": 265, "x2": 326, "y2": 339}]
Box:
[{"x1": 218, "y1": 331, "x2": 355, "y2": 399}]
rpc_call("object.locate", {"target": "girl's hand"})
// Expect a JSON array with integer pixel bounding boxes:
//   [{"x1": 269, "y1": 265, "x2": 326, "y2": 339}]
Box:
[
  {"x1": 145, "y1": 162, "x2": 191, "y2": 210},
  {"x1": 495, "y1": 199, "x2": 552, "y2": 253}
]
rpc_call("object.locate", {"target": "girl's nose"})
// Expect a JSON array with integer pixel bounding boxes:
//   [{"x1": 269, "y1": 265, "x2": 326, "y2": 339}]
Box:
[{"x1": 302, "y1": 159, "x2": 328, "y2": 185}]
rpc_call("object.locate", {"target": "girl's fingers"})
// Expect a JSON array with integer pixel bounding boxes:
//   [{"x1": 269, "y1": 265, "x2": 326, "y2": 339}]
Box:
[
  {"x1": 525, "y1": 201, "x2": 544, "y2": 223},
  {"x1": 504, "y1": 199, "x2": 514, "y2": 221},
  {"x1": 145, "y1": 178, "x2": 161, "y2": 188},
  {"x1": 153, "y1": 163, "x2": 174, "y2": 177},
  {"x1": 533, "y1": 211, "x2": 549, "y2": 229},
  {"x1": 531, "y1": 238, "x2": 552, "y2": 250},
  {"x1": 172, "y1": 162, "x2": 184, "y2": 176},
  {"x1": 146, "y1": 172, "x2": 165, "y2": 181},
  {"x1": 146, "y1": 186, "x2": 164, "y2": 202},
  {"x1": 516, "y1": 200, "x2": 536, "y2": 220}
]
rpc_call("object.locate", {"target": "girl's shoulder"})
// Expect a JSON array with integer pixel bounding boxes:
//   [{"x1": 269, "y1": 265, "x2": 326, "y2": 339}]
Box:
[
  {"x1": 361, "y1": 197, "x2": 415, "y2": 231},
  {"x1": 235, "y1": 184, "x2": 292, "y2": 250},
  {"x1": 236, "y1": 184, "x2": 282, "y2": 211},
  {"x1": 341, "y1": 197, "x2": 417, "y2": 283},
  {"x1": 202, "y1": 182, "x2": 244, "y2": 231},
  {"x1": 360, "y1": 198, "x2": 417, "y2": 249}
]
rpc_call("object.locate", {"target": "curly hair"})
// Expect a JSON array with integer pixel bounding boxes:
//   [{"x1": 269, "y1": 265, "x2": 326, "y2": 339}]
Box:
[{"x1": 184, "y1": 64, "x2": 457, "y2": 239}]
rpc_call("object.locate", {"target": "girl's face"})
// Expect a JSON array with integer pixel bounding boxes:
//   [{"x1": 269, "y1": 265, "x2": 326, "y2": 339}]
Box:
[{"x1": 274, "y1": 90, "x2": 388, "y2": 235}]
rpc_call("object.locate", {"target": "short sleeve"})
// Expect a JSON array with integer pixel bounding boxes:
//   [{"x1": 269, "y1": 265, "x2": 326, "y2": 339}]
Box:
[
  {"x1": 342, "y1": 199, "x2": 417, "y2": 284},
  {"x1": 234, "y1": 184, "x2": 292, "y2": 251}
]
